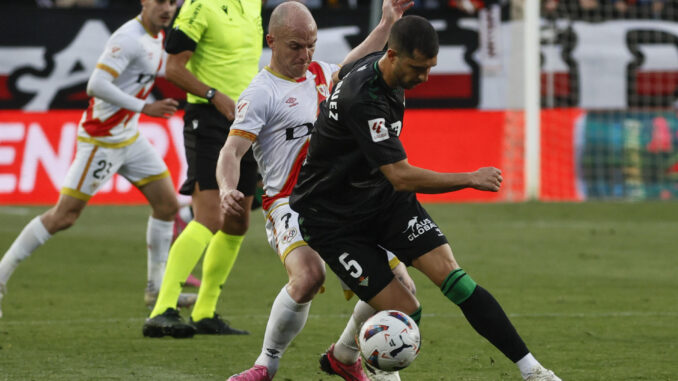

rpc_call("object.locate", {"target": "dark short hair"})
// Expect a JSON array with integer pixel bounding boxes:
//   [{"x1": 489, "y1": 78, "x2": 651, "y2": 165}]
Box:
[{"x1": 388, "y1": 15, "x2": 439, "y2": 58}]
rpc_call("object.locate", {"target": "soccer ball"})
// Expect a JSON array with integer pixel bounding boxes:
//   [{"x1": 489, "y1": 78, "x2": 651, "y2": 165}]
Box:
[{"x1": 357, "y1": 310, "x2": 421, "y2": 371}]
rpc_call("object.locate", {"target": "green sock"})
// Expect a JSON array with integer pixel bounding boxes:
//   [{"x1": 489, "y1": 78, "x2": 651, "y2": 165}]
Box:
[
  {"x1": 190, "y1": 231, "x2": 244, "y2": 321},
  {"x1": 149, "y1": 221, "x2": 212, "y2": 318},
  {"x1": 409, "y1": 306, "x2": 423, "y2": 326},
  {"x1": 440, "y1": 268, "x2": 477, "y2": 305}
]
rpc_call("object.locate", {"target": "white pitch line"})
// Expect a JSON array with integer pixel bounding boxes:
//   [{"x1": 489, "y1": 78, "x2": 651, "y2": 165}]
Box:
[
  {"x1": 0, "y1": 207, "x2": 32, "y2": 216},
  {"x1": 1, "y1": 311, "x2": 676, "y2": 327}
]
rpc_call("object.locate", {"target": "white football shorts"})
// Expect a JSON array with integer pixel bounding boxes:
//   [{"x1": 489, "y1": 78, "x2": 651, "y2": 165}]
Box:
[
  {"x1": 264, "y1": 198, "x2": 307, "y2": 262},
  {"x1": 61, "y1": 134, "x2": 169, "y2": 201}
]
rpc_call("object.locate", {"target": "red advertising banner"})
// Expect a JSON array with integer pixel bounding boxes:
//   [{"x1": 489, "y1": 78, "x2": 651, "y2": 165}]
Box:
[
  {"x1": 0, "y1": 110, "x2": 188, "y2": 205},
  {"x1": 0, "y1": 109, "x2": 585, "y2": 205}
]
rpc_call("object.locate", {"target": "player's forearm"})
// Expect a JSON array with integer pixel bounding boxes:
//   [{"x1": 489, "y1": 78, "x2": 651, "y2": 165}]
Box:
[
  {"x1": 341, "y1": 20, "x2": 392, "y2": 67},
  {"x1": 381, "y1": 161, "x2": 473, "y2": 194},
  {"x1": 87, "y1": 70, "x2": 146, "y2": 113},
  {"x1": 165, "y1": 56, "x2": 212, "y2": 99},
  {"x1": 216, "y1": 147, "x2": 242, "y2": 193}
]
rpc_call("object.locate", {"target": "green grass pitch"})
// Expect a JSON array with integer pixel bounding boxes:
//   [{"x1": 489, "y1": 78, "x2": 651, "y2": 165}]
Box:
[{"x1": 0, "y1": 202, "x2": 676, "y2": 380}]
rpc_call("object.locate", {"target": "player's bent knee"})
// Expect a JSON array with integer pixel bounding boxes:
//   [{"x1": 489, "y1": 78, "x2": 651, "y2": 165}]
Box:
[
  {"x1": 152, "y1": 201, "x2": 179, "y2": 221},
  {"x1": 288, "y1": 267, "x2": 325, "y2": 302}
]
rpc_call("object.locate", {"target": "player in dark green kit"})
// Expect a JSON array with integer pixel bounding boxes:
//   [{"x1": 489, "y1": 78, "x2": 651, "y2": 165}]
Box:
[
  {"x1": 290, "y1": 16, "x2": 562, "y2": 381},
  {"x1": 143, "y1": 0, "x2": 262, "y2": 338}
]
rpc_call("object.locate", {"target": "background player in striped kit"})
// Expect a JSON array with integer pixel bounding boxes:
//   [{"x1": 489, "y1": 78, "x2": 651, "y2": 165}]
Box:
[{"x1": 0, "y1": 0, "x2": 185, "y2": 319}]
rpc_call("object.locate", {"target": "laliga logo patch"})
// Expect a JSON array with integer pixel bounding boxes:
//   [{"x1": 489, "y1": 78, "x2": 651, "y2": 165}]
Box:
[
  {"x1": 368, "y1": 118, "x2": 389, "y2": 142},
  {"x1": 234, "y1": 100, "x2": 249, "y2": 124}
]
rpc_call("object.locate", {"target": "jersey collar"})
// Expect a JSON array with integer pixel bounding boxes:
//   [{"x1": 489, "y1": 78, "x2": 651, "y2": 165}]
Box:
[
  {"x1": 136, "y1": 15, "x2": 159, "y2": 38},
  {"x1": 265, "y1": 66, "x2": 308, "y2": 83}
]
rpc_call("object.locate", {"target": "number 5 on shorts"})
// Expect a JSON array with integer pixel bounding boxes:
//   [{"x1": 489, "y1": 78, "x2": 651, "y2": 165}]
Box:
[{"x1": 339, "y1": 252, "x2": 363, "y2": 278}]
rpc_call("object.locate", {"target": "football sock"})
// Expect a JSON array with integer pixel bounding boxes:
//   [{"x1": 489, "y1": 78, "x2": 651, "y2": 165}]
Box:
[
  {"x1": 149, "y1": 221, "x2": 212, "y2": 318},
  {"x1": 441, "y1": 269, "x2": 529, "y2": 363},
  {"x1": 0, "y1": 216, "x2": 52, "y2": 286},
  {"x1": 440, "y1": 268, "x2": 476, "y2": 304},
  {"x1": 190, "y1": 231, "x2": 243, "y2": 321},
  {"x1": 409, "y1": 305, "x2": 423, "y2": 326},
  {"x1": 334, "y1": 300, "x2": 375, "y2": 364},
  {"x1": 146, "y1": 216, "x2": 174, "y2": 292},
  {"x1": 254, "y1": 286, "x2": 310, "y2": 375},
  {"x1": 516, "y1": 352, "x2": 542, "y2": 378}
]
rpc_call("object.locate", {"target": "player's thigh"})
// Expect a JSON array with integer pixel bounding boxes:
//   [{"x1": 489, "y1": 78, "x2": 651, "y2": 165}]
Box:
[
  {"x1": 378, "y1": 197, "x2": 449, "y2": 266},
  {"x1": 367, "y1": 276, "x2": 420, "y2": 314},
  {"x1": 264, "y1": 199, "x2": 307, "y2": 263},
  {"x1": 301, "y1": 221, "x2": 394, "y2": 302},
  {"x1": 410, "y1": 244, "x2": 460, "y2": 288},
  {"x1": 118, "y1": 135, "x2": 170, "y2": 186},
  {"x1": 61, "y1": 141, "x2": 125, "y2": 201}
]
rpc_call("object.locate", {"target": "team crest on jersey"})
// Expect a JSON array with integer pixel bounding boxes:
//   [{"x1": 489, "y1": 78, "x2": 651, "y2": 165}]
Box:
[
  {"x1": 234, "y1": 100, "x2": 250, "y2": 124},
  {"x1": 110, "y1": 45, "x2": 122, "y2": 58},
  {"x1": 368, "y1": 118, "x2": 389, "y2": 142},
  {"x1": 316, "y1": 84, "x2": 330, "y2": 98},
  {"x1": 281, "y1": 227, "x2": 298, "y2": 244}
]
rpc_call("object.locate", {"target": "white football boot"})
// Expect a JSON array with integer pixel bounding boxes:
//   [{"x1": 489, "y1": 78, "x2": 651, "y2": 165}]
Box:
[
  {"x1": 364, "y1": 363, "x2": 401, "y2": 381},
  {"x1": 524, "y1": 366, "x2": 562, "y2": 381}
]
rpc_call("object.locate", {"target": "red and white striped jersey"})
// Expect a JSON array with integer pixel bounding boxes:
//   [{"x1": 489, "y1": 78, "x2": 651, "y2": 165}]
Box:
[
  {"x1": 230, "y1": 61, "x2": 339, "y2": 210},
  {"x1": 78, "y1": 17, "x2": 165, "y2": 145}
]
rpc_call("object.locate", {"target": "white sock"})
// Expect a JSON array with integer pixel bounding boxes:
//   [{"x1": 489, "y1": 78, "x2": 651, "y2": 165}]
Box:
[
  {"x1": 333, "y1": 300, "x2": 376, "y2": 364},
  {"x1": 146, "y1": 216, "x2": 174, "y2": 292},
  {"x1": 254, "y1": 286, "x2": 311, "y2": 376},
  {"x1": 516, "y1": 352, "x2": 541, "y2": 378},
  {"x1": 0, "y1": 216, "x2": 52, "y2": 285}
]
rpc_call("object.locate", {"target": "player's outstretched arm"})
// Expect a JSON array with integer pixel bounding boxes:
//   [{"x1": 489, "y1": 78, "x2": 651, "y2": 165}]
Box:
[
  {"x1": 141, "y1": 98, "x2": 179, "y2": 119},
  {"x1": 216, "y1": 135, "x2": 253, "y2": 217},
  {"x1": 379, "y1": 159, "x2": 503, "y2": 194},
  {"x1": 338, "y1": 0, "x2": 414, "y2": 68}
]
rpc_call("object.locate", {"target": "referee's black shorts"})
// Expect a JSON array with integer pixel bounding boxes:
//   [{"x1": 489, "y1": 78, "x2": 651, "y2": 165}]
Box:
[
  {"x1": 179, "y1": 103, "x2": 258, "y2": 196},
  {"x1": 299, "y1": 192, "x2": 448, "y2": 301}
]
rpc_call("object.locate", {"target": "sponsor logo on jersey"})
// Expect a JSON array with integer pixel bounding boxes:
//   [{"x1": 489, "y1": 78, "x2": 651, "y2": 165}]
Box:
[
  {"x1": 234, "y1": 100, "x2": 249, "y2": 124},
  {"x1": 403, "y1": 216, "x2": 443, "y2": 242},
  {"x1": 368, "y1": 118, "x2": 389, "y2": 142},
  {"x1": 285, "y1": 97, "x2": 298, "y2": 107}
]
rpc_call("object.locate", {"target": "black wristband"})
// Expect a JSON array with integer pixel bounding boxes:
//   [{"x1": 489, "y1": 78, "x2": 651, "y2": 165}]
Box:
[{"x1": 205, "y1": 88, "x2": 217, "y2": 103}]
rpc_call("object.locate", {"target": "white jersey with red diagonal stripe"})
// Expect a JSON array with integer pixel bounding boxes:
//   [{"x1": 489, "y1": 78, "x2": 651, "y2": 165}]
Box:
[
  {"x1": 78, "y1": 17, "x2": 165, "y2": 145},
  {"x1": 230, "y1": 61, "x2": 339, "y2": 210}
]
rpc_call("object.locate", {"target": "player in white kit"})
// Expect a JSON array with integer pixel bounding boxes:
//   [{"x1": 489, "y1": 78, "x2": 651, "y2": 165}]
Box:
[
  {"x1": 0, "y1": 0, "x2": 195, "y2": 319},
  {"x1": 218, "y1": 2, "x2": 414, "y2": 380}
]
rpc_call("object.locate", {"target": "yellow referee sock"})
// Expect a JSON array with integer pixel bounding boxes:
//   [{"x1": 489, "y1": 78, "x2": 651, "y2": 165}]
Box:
[
  {"x1": 149, "y1": 221, "x2": 212, "y2": 318},
  {"x1": 190, "y1": 231, "x2": 243, "y2": 321}
]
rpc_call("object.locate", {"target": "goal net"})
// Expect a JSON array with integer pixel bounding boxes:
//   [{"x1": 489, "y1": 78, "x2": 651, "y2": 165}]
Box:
[{"x1": 537, "y1": 0, "x2": 678, "y2": 200}]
